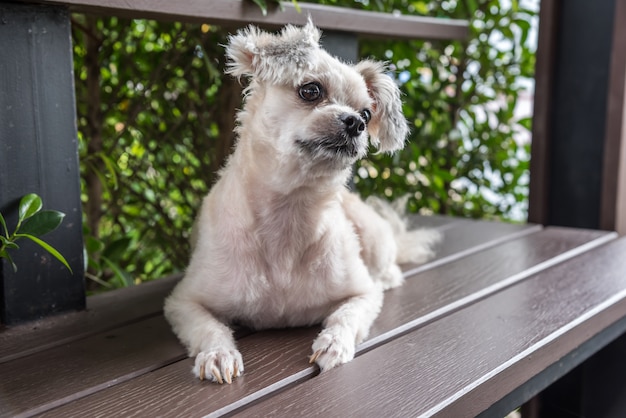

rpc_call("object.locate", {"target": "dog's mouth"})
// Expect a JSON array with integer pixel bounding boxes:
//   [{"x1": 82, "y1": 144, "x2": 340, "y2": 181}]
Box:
[{"x1": 296, "y1": 134, "x2": 366, "y2": 163}]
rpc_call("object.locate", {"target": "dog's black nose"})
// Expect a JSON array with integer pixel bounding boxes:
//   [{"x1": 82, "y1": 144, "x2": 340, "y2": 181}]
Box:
[{"x1": 341, "y1": 113, "x2": 366, "y2": 137}]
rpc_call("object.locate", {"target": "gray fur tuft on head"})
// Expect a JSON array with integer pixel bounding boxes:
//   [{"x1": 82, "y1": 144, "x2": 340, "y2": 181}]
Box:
[{"x1": 226, "y1": 18, "x2": 321, "y2": 86}]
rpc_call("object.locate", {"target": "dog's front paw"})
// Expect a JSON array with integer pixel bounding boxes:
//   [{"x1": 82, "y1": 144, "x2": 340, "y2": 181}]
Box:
[
  {"x1": 193, "y1": 348, "x2": 244, "y2": 384},
  {"x1": 309, "y1": 326, "x2": 356, "y2": 371}
]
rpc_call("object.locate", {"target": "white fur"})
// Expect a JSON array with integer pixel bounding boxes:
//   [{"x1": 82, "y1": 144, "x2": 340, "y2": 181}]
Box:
[{"x1": 164, "y1": 20, "x2": 440, "y2": 384}]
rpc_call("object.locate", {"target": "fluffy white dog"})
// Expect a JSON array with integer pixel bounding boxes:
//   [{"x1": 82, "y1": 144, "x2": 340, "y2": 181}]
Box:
[{"x1": 164, "y1": 20, "x2": 440, "y2": 384}]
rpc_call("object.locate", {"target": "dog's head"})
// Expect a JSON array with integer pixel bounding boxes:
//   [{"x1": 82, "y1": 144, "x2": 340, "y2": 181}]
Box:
[{"x1": 225, "y1": 20, "x2": 409, "y2": 173}]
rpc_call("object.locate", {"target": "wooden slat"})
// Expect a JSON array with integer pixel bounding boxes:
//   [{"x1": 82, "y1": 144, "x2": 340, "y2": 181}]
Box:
[
  {"x1": 30, "y1": 228, "x2": 613, "y2": 417},
  {"x1": 0, "y1": 273, "x2": 181, "y2": 364},
  {"x1": 0, "y1": 316, "x2": 185, "y2": 418},
  {"x1": 402, "y1": 220, "x2": 541, "y2": 276},
  {"x1": 366, "y1": 227, "x2": 615, "y2": 351},
  {"x1": 17, "y1": 0, "x2": 468, "y2": 40},
  {"x1": 237, "y1": 236, "x2": 626, "y2": 417},
  {"x1": 406, "y1": 214, "x2": 470, "y2": 231}
]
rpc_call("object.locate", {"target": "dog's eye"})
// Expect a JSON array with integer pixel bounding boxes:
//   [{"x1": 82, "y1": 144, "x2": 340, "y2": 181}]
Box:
[
  {"x1": 361, "y1": 109, "x2": 372, "y2": 124},
  {"x1": 299, "y1": 82, "x2": 323, "y2": 102}
]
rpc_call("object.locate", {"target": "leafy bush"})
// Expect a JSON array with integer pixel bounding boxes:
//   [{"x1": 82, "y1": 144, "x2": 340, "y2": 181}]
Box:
[{"x1": 72, "y1": 0, "x2": 537, "y2": 290}]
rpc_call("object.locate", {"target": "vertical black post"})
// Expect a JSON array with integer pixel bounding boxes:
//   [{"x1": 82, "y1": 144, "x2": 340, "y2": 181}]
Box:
[
  {"x1": 320, "y1": 30, "x2": 359, "y2": 63},
  {"x1": 546, "y1": 0, "x2": 614, "y2": 228},
  {"x1": 529, "y1": 0, "x2": 620, "y2": 229},
  {"x1": 0, "y1": 3, "x2": 85, "y2": 324}
]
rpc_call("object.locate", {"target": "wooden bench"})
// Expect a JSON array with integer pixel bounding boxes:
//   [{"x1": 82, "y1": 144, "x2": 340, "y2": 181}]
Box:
[{"x1": 1, "y1": 216, "x2": 625, "y2": 416}]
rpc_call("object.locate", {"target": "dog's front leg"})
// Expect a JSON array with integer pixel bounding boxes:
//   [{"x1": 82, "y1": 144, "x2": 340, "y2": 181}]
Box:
[
  {"x1": 310, "y1": 284, "x2": 384, "y2": 371},
  {"x1": 164, "y1": 295, "x2": 243, "y2": 384}
]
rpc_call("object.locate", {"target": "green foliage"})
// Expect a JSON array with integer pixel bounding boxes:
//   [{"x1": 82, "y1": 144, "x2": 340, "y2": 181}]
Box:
[
  {"x1": 0, "y1": 193, "x2": 72, "y2": 273},
  {"x1": 72, "y1": 16, "x2": 240, "y2": 291},
  {"x1": 72, "y1": 0, "x2": 537, "y2": 291},
  {"x1": 329, "y1": 0, "x2": 537, "y2": 219}
]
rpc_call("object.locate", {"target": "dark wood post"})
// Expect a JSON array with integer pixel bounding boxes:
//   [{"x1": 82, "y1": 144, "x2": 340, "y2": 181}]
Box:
[
  {"x1": 321, "y1": 30, "x2": 359, "y2": 63},
  {"x1": 0, "y1": 3, "x2": 85, "y2": 324},
  {"x1": 529, "y1": 0, "x2": 626, "y2": 233}
]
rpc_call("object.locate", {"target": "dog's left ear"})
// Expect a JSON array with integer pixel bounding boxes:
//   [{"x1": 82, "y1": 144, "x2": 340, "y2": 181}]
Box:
[
  {"x1": 354, "y1": 60, "x2": 409, "y2": 153},
  {"x1": 226, "y1": 19, "x2": 321, "y2": 85}
]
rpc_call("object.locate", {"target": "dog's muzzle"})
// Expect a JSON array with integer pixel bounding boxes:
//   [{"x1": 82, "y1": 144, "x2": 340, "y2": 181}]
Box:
[
  {"x1": 295, "y1": 112, "x2": 368, "y2": 163},
  {"x1": 340, "y1": 113, "x2": 366, "y2": 138}
]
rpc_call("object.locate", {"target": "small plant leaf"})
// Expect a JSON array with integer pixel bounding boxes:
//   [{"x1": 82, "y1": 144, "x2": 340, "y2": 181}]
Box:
[
  {"x1": 0, "y1": 236, "x2": 19, "y2": 250},
  {"x1": 99, "y1": 152, "x2": 119, "y2": 190},
  {"x1": 1, "y1": 249, "x2": 18, "y2": 272},
  {"x1": 0, "y1": 212, "x2": 9, "y2": 237},
  {"x1": 16, "y1": 233, "x2": 73, "y2": 274},
  {"x1": 85, "y1": 235, "x2": 105, "y2": 254},
  {"x1": 251, "y1": 0, "x2": 268, "y2": 15},
  {"x1": 18, "y1": 210, "x2": 66, "y2": 236},
  {"x1": 102, "y1": 256, "x2": 133, "y2": 287},
  {"x1": 102, "y1": 237, "x2": 132, "y2": 260},
  {"x1": 19, "y1": 193, "x2": 43, "y2": 222}
]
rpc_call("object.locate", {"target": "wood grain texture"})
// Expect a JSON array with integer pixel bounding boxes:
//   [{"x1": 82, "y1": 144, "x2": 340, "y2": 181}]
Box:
[
  {"x1": 0, "y1": 273, "x2": 181, "y2": 364},
  {"x1": 29, "y1": 228, "x2": 613, "y2": 417},
  {"x1": 236, "y1": 236, "x2": 626, "y2": 418},
  {"x1": 402, "y1": 220, "x2": 541, "y2": 276},
  {"x1": 365, "y1": 227, "x2": 614, "y2": 351},
  {"x1": 0, "y1": 316, "x2": 185, "y2": 417},
  {"x1": 37, "y1": 328, "x2": 320, "y2": 418},
  {"x1": 16, "y1": 0, "x2": 468, "y2": 40}
]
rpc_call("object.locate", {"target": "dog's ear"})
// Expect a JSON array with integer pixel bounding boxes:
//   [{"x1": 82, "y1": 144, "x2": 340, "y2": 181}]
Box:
[
  {"x1": 225, "y1": 19, "x2": 321, "y2": 85},
  {"x1": 354, "y1": 60, "x2": 409, "y2": 153}
]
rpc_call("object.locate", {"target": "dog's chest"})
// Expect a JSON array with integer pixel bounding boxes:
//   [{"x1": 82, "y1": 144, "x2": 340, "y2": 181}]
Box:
[{"x1": 232, "y1": 225, "x2": 362, "y2": 328}]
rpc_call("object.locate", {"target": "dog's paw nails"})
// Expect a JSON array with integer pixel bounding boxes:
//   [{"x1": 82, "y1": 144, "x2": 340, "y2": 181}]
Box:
[
  {"x1": 309, "y1": 349, "x2": 322, "y2": 364},
  {"x1": 211, "y1": 365, "x2": 224, "y2": 384},
  {"x1": 194, "y1": 348, "x2": 244, "y2": 384},
  {"x1": 310, "y1": 327, "x2": 355, "y2": 371}
]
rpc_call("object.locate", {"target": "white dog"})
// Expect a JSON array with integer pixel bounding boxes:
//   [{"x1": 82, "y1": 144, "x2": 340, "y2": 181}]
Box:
[{"x1": 164, "y1": 20, "x2": 440, "y2": 384}]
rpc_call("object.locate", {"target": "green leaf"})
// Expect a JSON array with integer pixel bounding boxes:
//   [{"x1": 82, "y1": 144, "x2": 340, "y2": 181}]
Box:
[
  {"x1": 85, "y1": 271, "x2": 113, "y2": 288},
  {"x1": 0, "y1": 249, "x2": 18, "y2": 272},
  {"x1": 102, "y1": 237, "x2": 132, "y2": 260},
  {"x1": 19, "y1": 193, "x2": 43, "y2": 222},
  {"x1": 251, "y1": 0, "x2": 268, "y2": 15},
  {"x1": 18, "y1": 210, "x2": 66, "y2": 236},
  {"x1": 0, "y1": 235, "x2": 19, "y2": 250},
  {"x1": 15, "y1": 233, "x2": 73, "y2": 274},
  {"x1": 85, "y1": 235, "x2": 105, "y2": 254},
  {"x1": 102, "y1": 256, "x2": 133, "y2": 287},
  {"x1": 86, "y1": 160, "x2": 112, "y2": 197},
  {"x1": 412, "y1": 1, "x2": 429, "y2": 15},
  {"x1": 98, "y1": 152, "x2": 119, "y2": 190},
  {"x1": 0, "y1": 212, "x2": 9, "y2": 237},
  {"x1": 516, "y1": 116, "x2": 533, "y2": 131}
]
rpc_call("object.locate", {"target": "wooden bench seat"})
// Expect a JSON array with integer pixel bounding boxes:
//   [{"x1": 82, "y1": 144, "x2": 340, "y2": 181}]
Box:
[{"x1": 1, "y1": 216, "x2": 621, "y2": 417}]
